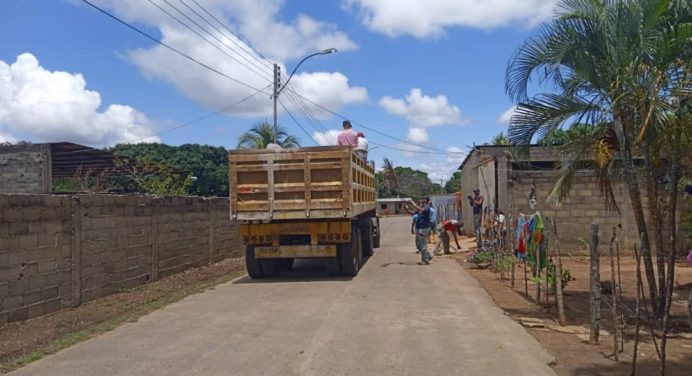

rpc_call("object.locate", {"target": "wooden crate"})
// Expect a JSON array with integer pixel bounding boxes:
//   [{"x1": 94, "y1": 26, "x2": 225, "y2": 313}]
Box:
[{"x1": 229, "y1": 146, "x2": 376, "y2": 221}]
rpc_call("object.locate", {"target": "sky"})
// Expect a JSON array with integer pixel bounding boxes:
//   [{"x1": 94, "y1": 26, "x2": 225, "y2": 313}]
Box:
[{"x1": 0, "y1": 0, "x2": 560, "y2": 184}]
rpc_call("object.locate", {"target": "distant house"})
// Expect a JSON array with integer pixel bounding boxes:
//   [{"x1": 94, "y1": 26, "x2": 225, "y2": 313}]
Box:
[
  {"x1": 457, "y1": 145, "x2": 690, "y2": 254},
  {"x1": 376, "y1": 197, "x2": 414, "y2": 216},
  {"x1": 0, "y1": 142, "x2": 133, "y2": 194}
]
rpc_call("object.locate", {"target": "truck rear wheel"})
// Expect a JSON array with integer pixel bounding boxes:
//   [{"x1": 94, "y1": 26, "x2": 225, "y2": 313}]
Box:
[
  {"x1": 277, "y1": 258, "x2": 294, "y2": 271},
  {"x1": 259, "y1": 259, "x2": 280, "y2": 277},
  {"x1": 361, "y1": 222, "x2": 374, "y2": 257},
  {"x1": 325, "y1": 258, "x2": 341, "y2": 276},
  {"x1": 245, "y1": 245, "x2": 263, "y2": 279},
  {"x1": 373, "y1": 217, "x2": 381, "y2": 249},
  {"x1": 340, "y1": 227, "x2": 361, "y2": 276}
]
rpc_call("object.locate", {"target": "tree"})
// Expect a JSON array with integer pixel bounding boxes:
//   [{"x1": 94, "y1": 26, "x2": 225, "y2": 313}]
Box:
[
  {"x1": 445, "y1": 171, "x2": 461, "y2": 193},
  {"x1": 538, "y1": 123, "x2": 596, "y2": 146},
  {"x1": 237, "y1": 122, "x2": 300, "y2": 149},
  {"x1": 489, "y1": 132, "x2": 509, "y2": 145},
  {"x1": 111, "y1": 143, "x2": 230, "y2": 196},
  {"x1": 505, "y1": 0, "x2": 690, "y2": 334}
]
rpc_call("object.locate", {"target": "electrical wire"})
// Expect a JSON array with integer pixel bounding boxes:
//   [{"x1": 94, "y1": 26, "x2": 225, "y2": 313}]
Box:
[
  {"x1": 278, "y1": 99, "x2": 318, "y2": 145},
  {"x1": 188, "y1": 0, "x2": 274, "y2": 69},
  {"x1": 50, "y1": 83, "x2": 272, "y2": 157},
  {"x1": 80, "y1": 0, "x2": 270, "y2": 95},
  {"x1": 82, "y1": 0, "x2": 467, "y2": 156},
  {"x1": 148, "y1": 0, "x2": 271, "y2": 84}
]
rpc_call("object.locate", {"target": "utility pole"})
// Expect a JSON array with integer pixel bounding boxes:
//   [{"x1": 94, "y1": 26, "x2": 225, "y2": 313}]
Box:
[
  {"x1": 271, "y1": 48, "x2": 336, "y2": 146},
  {"x1": 272, "y1": 63, "x2": 281, "y2": 145}
]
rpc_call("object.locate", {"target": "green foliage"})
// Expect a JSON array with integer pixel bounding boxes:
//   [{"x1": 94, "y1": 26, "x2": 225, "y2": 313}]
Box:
[
  {"x1": 547, "y1": 264, "x2": 572, "y2": 290},
  {"x1": 488, "y1": 132, "x2": 509, "y2": 145},
  {"x1": 393, "y1": 166, "x2": 435, "y2": 199},
  {"x1": 468, "y1": 250, "x2": 493, "y2": 265},
  {"x1": 110, "y1": 143, "x2": 229, "y2": 196},
  {"x1": 530, "y1": 264, "x2": 572, "y2": 290},
  {"x1": 376, "y1": 164, "x2": 436, "y2": 199},
  {"x1": 444, "y1": 171, "x2": 461, "y2": 193},
  {"x1": 538, "y1": 123, "x2": 597, "y2": 146},
  {"x1": 493, "y1": 253, "x2": 517, "y2": 274},
  {"x1": 237, "y1": 121, "x2": 300, "y2": 149},
  {"x1": 114, "y1": 158, "x2": 193, "y2": 196}
]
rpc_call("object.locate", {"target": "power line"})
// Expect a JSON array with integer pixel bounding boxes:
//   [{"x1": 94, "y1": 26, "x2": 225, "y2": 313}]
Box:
[
  {"x1": 51, "y1": 83, "x2": 273, "y2": 157},
  {"x1": 188, "y1": 0, "x2": 274, "y2": 69},
  {"x1": 278, "y1": 99, "x2": 318, "y2": 145},
  {"x1": 172, "y1": 0, "x2": 274, "y2": 76},
  {"x1": 81, "y1": 0, "x2": 467, "y2": 156},
  {"x1": 80, "y1": 0, "x2": 270, "y2": 96},
  {"x1": 147, "y1": 0, "x2": 271, "y2": 84}
]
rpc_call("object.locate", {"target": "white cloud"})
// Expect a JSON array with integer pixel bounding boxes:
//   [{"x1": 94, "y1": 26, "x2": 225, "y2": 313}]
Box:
[
  {"x1": 380, "y1": 88, "x2": 465, "y2": 128},
  {"x1": 445, "y1": 146, "x2": 466, "y2": 165},
  {"x1": 312, "y1": 130, "x2": 340, "y2": 146},
  {"x1": 0, "y1": 130, "x2": 17, "y2": 144},
  {"x1": 0, "y1": 53, "x2": 158, "y2": 146},
  {"x1": 90, "y1": 0, "x2": 367, "y2": 117},
  {"x1": 407, "y1": 127, "x2": 429, "y2": 144},
  {"x1": 497, "y1": 105, "x2": 516, "y2": 125},
  {"x1": 417, "y1": 162, "x2": 457, "y2": 183},
  {"x1": 344, "y1": 0, "x2": 558, "y2": 38}
]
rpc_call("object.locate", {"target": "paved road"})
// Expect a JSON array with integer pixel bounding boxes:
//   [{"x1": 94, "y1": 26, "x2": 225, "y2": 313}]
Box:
[{"x1": 11, "y1": 217, "x2": 555, "y2": 376}]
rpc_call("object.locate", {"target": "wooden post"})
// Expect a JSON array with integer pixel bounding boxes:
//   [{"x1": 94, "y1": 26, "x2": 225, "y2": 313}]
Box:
[
  {"x1": 608, "y1": 227, "x2": 619, "y2": 361},
  {"x1": 524, "y1": 258, "x2": 529, "y2": 296},
  {"x1": 615, "y1": 230, "x2": 624, "y2": 352},
  {"x1": 535, "y1": 245, "x2": 541, "y2": 304},
  {"x1": 589, "y1": 222, "x2": 600, "y2": 345},
  {"x1": 631, "y1": 243, "x2": 642, "y2": 376},
  {"x1": 552, "y1": 218, "x2": 566, "y2": 325},
  {"x1": 543, "y1": 240, "x2": 549, "y2": 309}
]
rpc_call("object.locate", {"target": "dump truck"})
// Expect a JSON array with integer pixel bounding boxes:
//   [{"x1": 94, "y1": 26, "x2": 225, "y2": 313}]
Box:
[{"x1": 228, "y1": 146, "x2": 380, "y2": 278}]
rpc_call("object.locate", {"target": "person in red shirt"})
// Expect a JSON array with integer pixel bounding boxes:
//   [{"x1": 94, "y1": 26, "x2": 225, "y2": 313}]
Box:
[{"x1": 433, "y1": 219, "x2": 463, "y2": 255}]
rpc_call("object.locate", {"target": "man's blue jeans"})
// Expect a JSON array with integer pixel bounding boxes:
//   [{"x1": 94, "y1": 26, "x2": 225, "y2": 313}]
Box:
[
  {"x1": 416, "y1": 227, "x2": 431, "y2": 262},
  {"x1": 473, "y1": 213, "x2": 482, "y2": 249}
]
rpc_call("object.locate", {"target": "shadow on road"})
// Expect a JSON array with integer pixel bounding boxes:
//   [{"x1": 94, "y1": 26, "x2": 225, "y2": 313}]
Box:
[{"x1": 233, "y1": 258, "x2": 367, "y2": 284}]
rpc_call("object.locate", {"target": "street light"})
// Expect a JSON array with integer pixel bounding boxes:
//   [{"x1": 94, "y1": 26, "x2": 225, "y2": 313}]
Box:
[{"x1": 272, "y1": 48, "x2": 337, "y2": 144}]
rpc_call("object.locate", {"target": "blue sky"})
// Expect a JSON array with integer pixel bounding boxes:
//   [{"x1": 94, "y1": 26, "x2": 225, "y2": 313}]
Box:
[{"x1": 0, "y1": 0, "x2": 558, "y2": 183}]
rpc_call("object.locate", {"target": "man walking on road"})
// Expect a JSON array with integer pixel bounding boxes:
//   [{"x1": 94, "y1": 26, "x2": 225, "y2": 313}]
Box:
[
  {"x1": 413, "y1": 195, "x2": 433, "y2": 264},
  {"x1": 469, "y1": 189, "x2": 483, "y2": 249}
]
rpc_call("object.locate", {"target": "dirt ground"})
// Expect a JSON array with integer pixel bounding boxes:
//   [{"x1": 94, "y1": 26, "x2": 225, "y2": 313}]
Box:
[
  {"x1": 0, "y1": 257, "x2": 245, "y2": 374},
  {"x1": 453, "y1": 239, "x2": 692, "y2": 376}
]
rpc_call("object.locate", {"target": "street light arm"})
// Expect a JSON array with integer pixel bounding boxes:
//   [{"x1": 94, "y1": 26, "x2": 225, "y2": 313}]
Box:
[{"x1": 276, "y1": 48, "x2": 337, "y2": 96}]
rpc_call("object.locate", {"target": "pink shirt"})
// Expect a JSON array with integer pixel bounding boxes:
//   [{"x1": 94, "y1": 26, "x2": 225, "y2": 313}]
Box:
[{"x1": 337, "y1": 129, "x2": 358, "y2": 147}]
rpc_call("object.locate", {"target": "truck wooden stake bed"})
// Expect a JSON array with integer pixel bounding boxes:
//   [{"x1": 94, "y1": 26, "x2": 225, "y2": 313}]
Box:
[{"x1": 229, "y1": 146, "x2": 380, "y2": 278}]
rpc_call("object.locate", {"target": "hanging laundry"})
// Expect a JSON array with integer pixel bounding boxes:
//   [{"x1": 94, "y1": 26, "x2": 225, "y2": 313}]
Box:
[{"x1": 515, "y1": 212, "x2": 546, "y2": 267}]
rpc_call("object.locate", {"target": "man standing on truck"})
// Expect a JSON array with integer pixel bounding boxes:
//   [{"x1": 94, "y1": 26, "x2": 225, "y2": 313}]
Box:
[
  {"x1": 355, "y1": 131, "x2": 368, "y2": 160},
  {"x1": 337, "y1": 120, "x2": 358, "y2": 147},
  {"x1": 413, "y1": 195, "x2": 433, "y2": 264}
]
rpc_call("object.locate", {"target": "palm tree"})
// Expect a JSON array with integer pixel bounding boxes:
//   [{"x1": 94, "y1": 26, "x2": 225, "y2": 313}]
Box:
[
  {"x1": 505, "y1": 0, "x2": 690, "y2": 325},
  {"x1": 490, "y1": 132, "x2": 509, "y2": 145},
  {"x1": 237, "y1": 122, "x2": 300, "y2": 149}
]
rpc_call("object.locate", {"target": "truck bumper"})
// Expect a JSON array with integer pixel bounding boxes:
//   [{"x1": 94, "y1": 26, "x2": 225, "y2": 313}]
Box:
[{"x1": 254, "y1": 245, "x2": 338, "y2": 259}]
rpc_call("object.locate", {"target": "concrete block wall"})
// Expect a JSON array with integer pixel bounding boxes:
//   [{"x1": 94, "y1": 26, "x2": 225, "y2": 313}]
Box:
[
  {"x1": 1, "y1": 193, "x2": 241, "y2": 325},
  {"x1": 0, "y1": 195, "x2": 73, "y2": 325},
  {"x1": 0, "y1": 144, "x2": 52, "y2": 194},
  {"x1": 509, "y1": 170, "x2": 641, "y2": 254}
]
